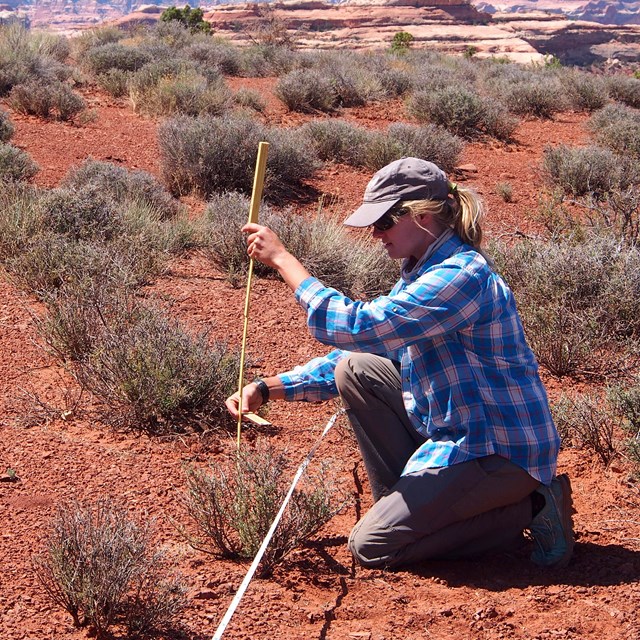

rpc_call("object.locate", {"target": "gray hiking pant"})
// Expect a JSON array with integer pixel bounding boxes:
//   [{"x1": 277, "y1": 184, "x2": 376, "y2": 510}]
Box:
[{"x1": 335, "y1": 352, "x2": 540, "y2": 569}]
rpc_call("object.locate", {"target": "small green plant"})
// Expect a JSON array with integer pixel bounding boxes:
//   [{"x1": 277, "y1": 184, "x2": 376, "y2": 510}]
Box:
[
  {"x1": 182, "y1": 441, "x2": 342, "y2": 576},
  {"x1": 160, "y1": 4, "x2": 212, "y2": 34},
  {"x1": 390, "y1": 31, "x2": 414, "y2": 54},
  {"x1": 33, "y1": 499, "x2": 186, "y2": 639},
  {"x1": 463, "y1": 45, "x2": 478, "y2": 59},
  {"x1": 495, "y1": 181, "x2": 513, "y2": 203}
]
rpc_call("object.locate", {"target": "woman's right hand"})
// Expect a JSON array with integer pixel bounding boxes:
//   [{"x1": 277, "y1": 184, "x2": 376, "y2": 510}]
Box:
[{"x1": 225, "y1": 382, "x2": 263, "y2": 420}]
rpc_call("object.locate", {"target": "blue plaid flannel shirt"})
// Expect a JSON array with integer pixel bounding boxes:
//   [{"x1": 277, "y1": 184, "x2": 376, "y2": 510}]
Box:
[{"x1": 278, "y1": 233, "x2": 559, "y2": 485}]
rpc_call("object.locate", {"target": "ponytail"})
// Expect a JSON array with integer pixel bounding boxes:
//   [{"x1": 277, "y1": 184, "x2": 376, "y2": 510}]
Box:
[
  {"x1": 447, "y1": 181, "x2": 485, "y2": 249},
  {"x1": 403, "y1": 183, "x2": 486, "y2": 250}
]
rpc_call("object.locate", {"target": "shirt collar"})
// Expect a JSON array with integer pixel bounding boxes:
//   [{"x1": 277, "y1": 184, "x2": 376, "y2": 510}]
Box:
[{"x1": 400, "y1": 228, "x2": 458, "y2": 283}]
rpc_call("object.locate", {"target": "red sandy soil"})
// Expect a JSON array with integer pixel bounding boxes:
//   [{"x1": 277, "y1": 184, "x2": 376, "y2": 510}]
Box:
[{"x1": 1, "y1": 78, "x2": 640, "y2": 640}]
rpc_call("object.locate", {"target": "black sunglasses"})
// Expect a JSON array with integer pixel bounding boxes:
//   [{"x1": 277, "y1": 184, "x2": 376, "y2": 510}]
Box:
[{"x1": 372, "y1": 206, "x2": 408, "y2": 232}]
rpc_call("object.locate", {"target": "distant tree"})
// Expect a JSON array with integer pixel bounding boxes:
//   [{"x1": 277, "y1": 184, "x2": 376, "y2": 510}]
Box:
[
  {"x1": 160, "y1": 4, "x2": 212, "y2": 34},
  {"x1": 390, "y1": 31, "x2": 414, "y2": 54},
  {"x1": 464, "y1": 45, "x2": 479, "y2": 59}
]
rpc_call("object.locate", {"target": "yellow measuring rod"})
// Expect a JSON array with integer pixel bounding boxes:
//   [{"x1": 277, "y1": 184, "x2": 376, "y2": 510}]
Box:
[{"x1": 236, "y1": 141, "x2": 270, "y2": 447}]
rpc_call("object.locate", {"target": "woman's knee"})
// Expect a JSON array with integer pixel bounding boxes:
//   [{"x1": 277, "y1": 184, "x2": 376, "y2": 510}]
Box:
[{"x1": 348, "y1": 515, "x2": 405, "y2": 569}]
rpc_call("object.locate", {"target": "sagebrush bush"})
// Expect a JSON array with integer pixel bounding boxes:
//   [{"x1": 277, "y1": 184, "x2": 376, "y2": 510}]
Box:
[
  {"x1": 203, "y1": 191, "x2": 398, "y2": 297},
  {"x1": 33, "y1": 499, "x2": 186, "y2": 639},
  {"x1": 0, "y1": 143, "x2": 39, "y2": 183},
  {"x1": 364, "y1": 122, "x2": 463, "y2": 173},
  {"x1": 9, "y1": 80, "x2": 85, "y2": 121},
  {"x1": 183, "y1": 441, "x2": 341, "y2": 576},
  {"x1": 182, "y1": 40, "x2": 244, "y2": 76},
  {"x1": 492, "y1": 231, "x2": 640, "y2": 378},
  {"x1": 328, "y1": 62, "x2": 385, "y2": 107},
  {"x1": 407, "y1": 86, "x2": 515, "y2": 140},
  {"x1": 67, "y1": 300, "x2": 242, "y2": 432},
  {"x1": 274, "y1": 68, "x2": 336, "y2": 113},
  {"x1": 589, "y1": 103, "x2": 640, "y2": 159},
  {"x1": 606, "y1": 74, "x2": 640, "y2": 109},
  {"x1": 496, "y1": 73, "x2": 567, "y2": 118},
  {"x1": 84, "y1": 42, "x2": 152, "y2": 75},
  {"x1": 0, "y1": 109, "x2": 14, "y2": 141},
  {"x1": 158, "y1": 114, "x2": 319, "y2": 199},
  {"x1": 96, "y1": 68, "x2": 131, "y2": 98},
  {"x1": 132, "y1": 69, "x2": 231, "y2": 117},
  {"x1": 301, "y1": 119, "x2": 370, "y2": 166},
  {"x1": 62, "y1": 159, "x2": 182, "y2": 220},
  {"x1": 73, "y1": 26, "x2": 125, "y2": 55},
  {"x1": 0, "y1": 183, "x2": 43, "y2": 260},
  {"x1": 233, "y1": 87, "x2": 267, "y2": 112},
  {"x1": 542, "y1": 144, "x2": 621, "y2": 199},
  {"x1": 564, "y1": 69, "x2": 609, "y2": 112},
  {"x1": 551, "y1": 393, "x2": 617, "y2": 465}
]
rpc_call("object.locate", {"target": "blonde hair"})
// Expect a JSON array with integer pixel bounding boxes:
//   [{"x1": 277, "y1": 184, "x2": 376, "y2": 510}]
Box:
[{"x1": 401, "y1": 182, "x2": 485, "y2": 249}]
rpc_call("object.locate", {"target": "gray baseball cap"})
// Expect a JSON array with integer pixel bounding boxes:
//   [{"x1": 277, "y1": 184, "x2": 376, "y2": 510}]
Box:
[{"x1": 343, "y1": 157, "x2": 449, "y2": 227}]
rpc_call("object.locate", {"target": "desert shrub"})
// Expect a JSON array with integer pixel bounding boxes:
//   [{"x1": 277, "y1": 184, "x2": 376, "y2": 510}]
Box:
[
  {"x1": 542, "y1": 144, "x2": 621, "y2": 199},
  {"x1": 84, "y1": 43, "x2": 152, "y2": 75},
  {"x1": 73, "y1": 26, "x2": 125, "y2": 56},
  {"x1": 70, "y1": 302, "x2": 242, "y2": 432},
  {"x1": 203, "y1": 191, "x2": 398, "y2": 297},
  {"x1": 300, "y1": 119, "x2": 370, "y2": 166},
  {"x1": 492, "y1": 231, "x2": 640, "y2": 377},
  {"x1": 233, "y1": 87, "x2": 267, "y2": 112},
  {"x1": 238, "y1": 43, "x2": 298, "y2": 77},
  {"x1": 274, "y1": 68, "x2": 336, "y2": 113},
  {"x1": 158, "y1": 114, "x2": 319, "y2": 199},
  {"x1": 0, "y1": 109, "x2": 14, "y2": 141},
  {"x1": 0, "y1": 143, "x2": 38, "y2": 183},
  {"x1": 327, "y1": 62, "x2": 385, "y2": 107},
  {"x1": 407, "y1": 86, "x2": 516, "y2": 141},
  {"x1": 495, "y1": 181, "x2": 513, "y2": 202},
  {"x1": 484, "y1": 66, "x2": 567, "y2": 119},
  {"x1": 589, "y1": 103, "x2": 640, "y2": 159},
  {"x1": 96, "y1": 68, "x2": 131, "y2": 98},
  {"x1": 182, "y1": 441, "x2": 340, "y2": 576},
  {"x1": 133, "y1": 69, "x2": 231, "y2": 116},
  {"x1": 563, "y1": 69, "x2": 608, "y2": 112},
  {"x1": 552, "y1": 393, "x2": 617, "y2": 465},
  {"x1": 62, "y1": 159, "x2": 181, "y2": 220},
  {"x1": 33, "y1": 499, "x2": 186, "y2": 639},
  {"x1": 9, "y1": 80, "x2": 85, "y2": 121},
  {"x1": 182, "y1": 40, "x2": 244, "y2": 76},
  {"x1": 606, "y1": 74, "x2": 640, "y2": 109},
  {"x1": 609, "y1": 380, "x2": 640, "y2": 474},
  {"x1": 364, "y1": 122, "x2": 463, "y2": 173}
]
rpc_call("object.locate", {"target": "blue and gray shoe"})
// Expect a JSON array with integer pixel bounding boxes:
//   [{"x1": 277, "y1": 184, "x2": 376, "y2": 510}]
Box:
[{"x1": 529, "y1": 474, "x2": 575, "y2": 568}]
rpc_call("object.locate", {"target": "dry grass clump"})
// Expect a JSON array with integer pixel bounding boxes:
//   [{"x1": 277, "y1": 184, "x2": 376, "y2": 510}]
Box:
[
  {"x1": 182, "y1": 441, "x2": 342, "y2": 576},
  {"x1": 33, "y1": 499, "x2": 186, "y2": 639}
]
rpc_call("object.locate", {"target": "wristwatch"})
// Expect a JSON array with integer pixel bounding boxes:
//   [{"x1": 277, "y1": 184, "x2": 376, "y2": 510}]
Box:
[{"x1": 253, "y1": 378, "x2": 270, "y2": 403}]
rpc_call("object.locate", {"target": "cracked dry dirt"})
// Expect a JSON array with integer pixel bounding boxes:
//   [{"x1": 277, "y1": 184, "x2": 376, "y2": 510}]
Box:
[{"x1": 1, "y1": 78, "x2": 639, "y2": 640}]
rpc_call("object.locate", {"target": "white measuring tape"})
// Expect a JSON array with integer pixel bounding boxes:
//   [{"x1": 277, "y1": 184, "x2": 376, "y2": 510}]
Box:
[{"x1": 211, "y1": 407, "x2": 345, "y2": 640}]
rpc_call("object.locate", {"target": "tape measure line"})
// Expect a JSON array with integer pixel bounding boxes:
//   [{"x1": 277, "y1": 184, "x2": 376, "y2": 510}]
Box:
[{"x1": 211, "y1": 408, "x2": 344, "y2": 640}]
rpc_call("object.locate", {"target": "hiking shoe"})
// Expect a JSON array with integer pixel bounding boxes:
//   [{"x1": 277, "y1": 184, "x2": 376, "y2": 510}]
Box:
[{"x1": 529, "y1": 474, "x2": 575, "y2": 568}]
